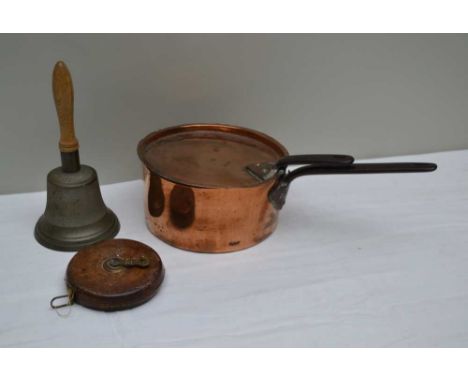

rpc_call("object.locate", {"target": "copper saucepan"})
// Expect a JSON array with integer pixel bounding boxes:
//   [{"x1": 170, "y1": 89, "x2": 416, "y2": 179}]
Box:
[{"x1": 137, "y1": 123, "x2": 436, "y2": 253}]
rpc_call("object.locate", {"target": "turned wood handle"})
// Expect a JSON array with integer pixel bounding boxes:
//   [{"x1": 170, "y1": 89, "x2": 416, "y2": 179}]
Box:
[{"x1": 53, "y1": 61, "x2": 79, "y2": 152}]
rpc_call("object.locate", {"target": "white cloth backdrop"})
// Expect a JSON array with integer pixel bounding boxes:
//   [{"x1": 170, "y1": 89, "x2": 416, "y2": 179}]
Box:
[{"x1": 0, "y1": 150, "x2": 467, "y2": 347}]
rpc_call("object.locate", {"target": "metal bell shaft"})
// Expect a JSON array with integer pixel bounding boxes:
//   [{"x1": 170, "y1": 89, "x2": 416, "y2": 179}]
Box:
[{"x1": 34, "y1": 61, "x2": 119, "y2": 251}]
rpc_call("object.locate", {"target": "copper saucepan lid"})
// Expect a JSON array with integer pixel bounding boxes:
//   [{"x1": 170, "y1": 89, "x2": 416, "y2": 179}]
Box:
[
  {"x1": 137, "y1": 123, "x2": 291, "y2": 189},
  {"x1": 138, "y1": 124, "x2": 355, "y2": 189}
]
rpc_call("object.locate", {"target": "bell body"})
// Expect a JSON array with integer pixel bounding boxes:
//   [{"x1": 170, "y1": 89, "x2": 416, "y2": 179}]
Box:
[{"x1": 35, "y1": 165, "x2": 119, "y2": 251}]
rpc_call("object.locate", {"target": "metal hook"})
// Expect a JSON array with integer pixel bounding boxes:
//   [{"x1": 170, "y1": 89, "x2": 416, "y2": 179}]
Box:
[{"x1": 50, "y1": 288, "x2": 75, "y2": 310}]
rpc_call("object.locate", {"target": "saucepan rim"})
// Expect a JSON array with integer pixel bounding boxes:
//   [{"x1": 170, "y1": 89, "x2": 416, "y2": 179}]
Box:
[{"x1": 137, "y1": 123, "x2": 290, "y2": 189}]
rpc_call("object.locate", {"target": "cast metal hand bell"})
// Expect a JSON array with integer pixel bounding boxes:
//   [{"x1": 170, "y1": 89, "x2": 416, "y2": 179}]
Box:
[{"x1": 35, "y1": 61, "x2": 120, "y2": 251}]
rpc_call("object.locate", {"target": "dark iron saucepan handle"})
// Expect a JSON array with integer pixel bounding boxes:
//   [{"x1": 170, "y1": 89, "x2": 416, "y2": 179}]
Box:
[
  {"x1": 276, "y1": 154, "x2": 354, "y2": 169},
  {"x1": 269, "y1": 162, "x2": 437, "y2": 210}
]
